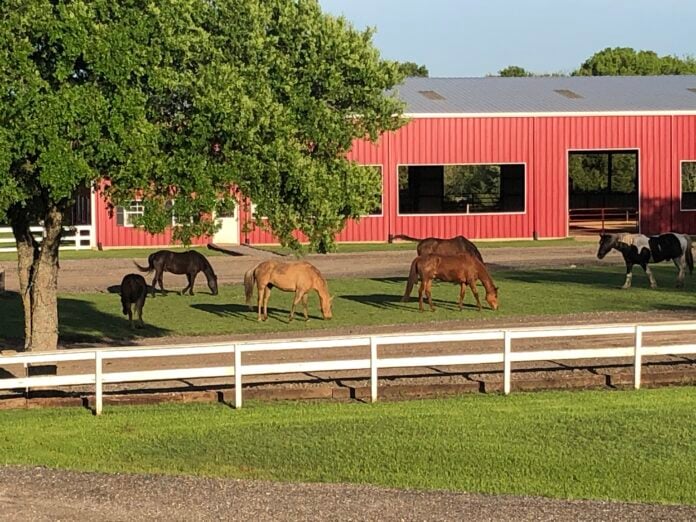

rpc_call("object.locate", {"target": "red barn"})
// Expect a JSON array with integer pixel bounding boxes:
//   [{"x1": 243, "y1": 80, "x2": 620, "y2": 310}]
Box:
[{"x1": 83, "y1": 76, "x2": 696, "y2": 249}]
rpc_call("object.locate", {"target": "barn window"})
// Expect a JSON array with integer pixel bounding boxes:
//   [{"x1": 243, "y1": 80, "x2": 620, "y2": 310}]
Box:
[
  {"x1": 681, "y1": 161, "x2": 696, "y2": 210},
  {"x1": 398, "y1": 164, "x2": 525, "y2": 214},
  {"x1": 115, "y1": 200, "x2": 144, "y2": 227}
]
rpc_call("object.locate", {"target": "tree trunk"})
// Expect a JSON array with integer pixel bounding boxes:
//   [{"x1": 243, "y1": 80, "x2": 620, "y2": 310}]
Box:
[{"x1": 11, "y1": 206, "x2": 63, "y2": 351}]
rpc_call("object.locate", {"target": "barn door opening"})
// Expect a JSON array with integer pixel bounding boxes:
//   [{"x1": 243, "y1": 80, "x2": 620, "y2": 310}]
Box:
[{"x1": 568, "y1": 150, "x2": 639, "y2": 235}]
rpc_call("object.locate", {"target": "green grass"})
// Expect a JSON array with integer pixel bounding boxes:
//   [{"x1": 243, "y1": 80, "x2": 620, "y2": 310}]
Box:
[
  {"x1": 1, "y1": 265, "x2": 694, "y2": 344},
  {"x1": 0, "y1": 237, "x2": 582, "y2": 261},
  {"x1": 0, "y1": 388, "x2": 694, "y2": 504}
]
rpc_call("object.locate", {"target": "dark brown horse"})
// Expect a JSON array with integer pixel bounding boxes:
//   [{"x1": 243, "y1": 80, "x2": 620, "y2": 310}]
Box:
[
  {"x1": 134, "y1": 250, "x2": 218, "y2": 297},
  {"x1": 401, "y1": 253, "x2": 498, "y2": 312},
  {"x1": 394, "y1": 234, "x2": 483, "y2": 262},
  {"x1": 120, "y1": 274, "x2": 148, "y2": 328}
]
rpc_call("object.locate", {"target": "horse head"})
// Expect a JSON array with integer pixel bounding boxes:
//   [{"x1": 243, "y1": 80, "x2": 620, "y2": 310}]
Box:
[
  {"x1": 320, "y1": 294, "x2": 334, "y2": 320},
  {"x1": 597, "y1": 234, "x2": 617, "y2": 259},
  {"x1": 207, "y1": 272, "x2": 219, "y2": 295},
  {"x1": 486, "y1": 286, "x2": 499, "y2": 311}
]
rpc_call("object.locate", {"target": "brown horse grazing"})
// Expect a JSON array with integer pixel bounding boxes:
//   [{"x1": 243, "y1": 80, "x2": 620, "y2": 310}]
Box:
[
  {"x1": 393, "y1": 234, "x2": 483, "y2": 262},
  {"x1": 120, "y1": 274, "x2": 148, "y2": 328},
  {"x1": 244, "y1": 260, "x2": 333, "y2": 321},
  {"x1": 401, "y1": 253, "x2": 499, "y2": 312}
]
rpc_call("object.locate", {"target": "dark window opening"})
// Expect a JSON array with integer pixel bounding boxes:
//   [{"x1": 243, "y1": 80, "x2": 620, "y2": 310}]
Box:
[
  {"x1": 398, "y1": 164, "x2": 525, "y2": 214},
  {"x1": 568, "y1": 151, "x2": 638, "y2": 234},
  {"x1": 681, "y1": 161, "x2": 696, "y2": 210}
]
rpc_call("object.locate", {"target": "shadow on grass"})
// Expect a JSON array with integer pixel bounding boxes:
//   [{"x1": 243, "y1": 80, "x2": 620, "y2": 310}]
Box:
[
  {"x1": 341, "y1": 292, "x2": 480, "y2": 312},
  {"x1": 0, "y1": 291, "x2": 170, "y2": 347},
  {"x1": 190, "y1": 303, "x2": 325, "y2": 323},
  {"x1": 502, "y1": 267, "x2": 685, "y2": 289}
]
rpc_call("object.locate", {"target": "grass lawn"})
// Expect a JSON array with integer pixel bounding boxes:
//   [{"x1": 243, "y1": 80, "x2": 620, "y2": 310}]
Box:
[
  {"x1": 0, "y1": 237, "x2": 582, "y2": 261},
  {"x1": 0, "y1": 388, "x2": 694, "y2": 504},
  {"x1": 1, "y1": 265, "x2": 694, "y2": 344}
]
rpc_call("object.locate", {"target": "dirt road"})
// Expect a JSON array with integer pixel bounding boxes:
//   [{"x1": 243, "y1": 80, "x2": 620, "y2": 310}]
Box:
[{"x1": 0, "y1": 243, "x2": 613, "y2": 293}]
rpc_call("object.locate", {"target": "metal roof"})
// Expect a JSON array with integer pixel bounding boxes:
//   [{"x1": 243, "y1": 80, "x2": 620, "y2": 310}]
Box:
[{"x1": 395, "y1": 76, "x2": 696, "y2": 116}]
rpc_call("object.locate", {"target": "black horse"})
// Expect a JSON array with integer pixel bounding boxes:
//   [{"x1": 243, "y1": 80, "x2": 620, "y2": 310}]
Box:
[
  {"x1": 597, "y1": 232, "x2": 694, "y2": 289},
  {"x1": 120, "y1": 274, "x2": 148, "y2": 328},
  {"x1": 134, "y1": 250, "x2": 218, "y2": 297}
]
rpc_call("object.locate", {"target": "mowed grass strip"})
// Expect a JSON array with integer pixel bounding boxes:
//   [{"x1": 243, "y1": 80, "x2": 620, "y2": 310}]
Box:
[
  {"x1": 0, "y1": 388, "x2": 694, "y2": 504},
  {"x1": 1, "y1": 265, "x2": 694, "y2": 343}
]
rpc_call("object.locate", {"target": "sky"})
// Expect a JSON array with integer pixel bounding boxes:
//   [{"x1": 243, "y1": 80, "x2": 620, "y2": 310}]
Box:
[{"x1": 318, "y1": 0, "x2": 696, "y2": 77}]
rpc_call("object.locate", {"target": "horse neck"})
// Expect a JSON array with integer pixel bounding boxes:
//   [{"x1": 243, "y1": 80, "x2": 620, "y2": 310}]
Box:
[
  {"x1": 476, "y1": 264, "x2": 495, "y2": 293},
  {"x1": 313, "y1": 275, "x2": 330, "y2": 302}
]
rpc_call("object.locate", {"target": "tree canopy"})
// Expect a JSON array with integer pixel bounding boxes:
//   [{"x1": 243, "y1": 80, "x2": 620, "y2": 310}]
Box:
[
  {"x1": 497, "y1": 65, "x2": 532, "y2": 77},
  {"x1": 574, "y1": 47, "x2": 696, "y2": 76},
  {"x1": 0, "y1": 0, "x2": 405, "y2": 350},
  {"x1": 397, "y1": 61, "x2": 429, "y2": 78}
]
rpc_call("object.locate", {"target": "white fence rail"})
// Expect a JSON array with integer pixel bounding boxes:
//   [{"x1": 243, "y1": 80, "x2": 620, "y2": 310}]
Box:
[
  {"x1": 1, "y1": 321, "x2": 696, "y2": 415},
  {"x1": 0, "y1": 225, "x2": 94, "y2": 253}
]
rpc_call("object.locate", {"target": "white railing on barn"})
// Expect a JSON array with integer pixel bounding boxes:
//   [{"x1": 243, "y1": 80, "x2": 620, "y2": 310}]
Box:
[
  {"x1": 0, "y1": 225, "x2": 94, "y2": 253},
  {"x1": 1, "y1": 321, "x2": 696, "y2": 416}
]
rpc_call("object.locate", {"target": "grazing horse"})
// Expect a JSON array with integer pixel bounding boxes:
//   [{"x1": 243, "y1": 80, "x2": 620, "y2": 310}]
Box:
[
  {"x1": 244, "y1": 260, "x2": 333, "y2": 321},
  {"x1": 597, "y1": 232, "x2": 694, "y2": 289},
  {"x1": 134, "y1": 250, "x2": 218, "y2": 297},
  {"x1": 393, "y1": 234, "x2": 484, "y2": 262},
  {"x1": 401, "y1": 253, "x2": 499, "y2": 312},
  {"x1": 120, "y1": 274, "x2": 148, "y2": 328}
]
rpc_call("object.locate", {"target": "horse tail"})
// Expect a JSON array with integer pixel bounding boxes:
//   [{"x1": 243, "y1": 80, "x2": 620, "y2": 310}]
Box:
[
  {"x1": 686, "y1": 236, "x2": 694, "y2": 274},
  {"x1": 401, "y1": 257, "x2": 420, "y2": 302},
  {"x1": 133, "y1": 255, "x2": 154, "y2": 273},
  {"x1": 243, "y1": 267, "x2": 256, "y2": 308},
  {"x1": 392, "y1": 234, "x2": 421, "y2": 243}
]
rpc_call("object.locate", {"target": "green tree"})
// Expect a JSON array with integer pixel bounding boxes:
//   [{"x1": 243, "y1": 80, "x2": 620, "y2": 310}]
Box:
[
  {"x1": 0, "y1": 0, "x2": 404, "y2": 351},
  {"x1": 498, "y1": 65, "x2": 532, "y2": 77},
  {"x1": 397, "y1": 61, "x2": 429, "y2": 77},
  {"x1": 574, "y1": 47, "x2": 696, "y2": 76}
]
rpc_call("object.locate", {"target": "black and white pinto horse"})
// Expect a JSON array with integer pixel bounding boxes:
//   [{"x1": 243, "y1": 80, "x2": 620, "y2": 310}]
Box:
[{"x1": 597, "y1": 233, "x2": 694, "y2": 289}]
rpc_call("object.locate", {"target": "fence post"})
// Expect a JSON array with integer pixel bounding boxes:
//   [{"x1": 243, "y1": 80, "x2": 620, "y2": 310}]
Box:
[
  {"x1": 633, "y1": 325, "x2": 643, "y2": 390},
  {"x1": 503, "y1": 331, "x2": 512, "y2": 395},
  {"x1": 234, "y1": 345, "x2": 242, "y2": 409},
  {"x1": 370, "y1": 337, "x2": 378, "y2": 403},
  {"x1": 95, "y1": 351, "x2": 103, "y2": 415}
]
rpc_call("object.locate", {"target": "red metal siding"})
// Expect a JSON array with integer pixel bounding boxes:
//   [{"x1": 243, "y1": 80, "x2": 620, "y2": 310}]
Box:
[
  {"x1": 672, "y1": 116, "x2": 696, "y2": 232},
  {"x1": 180, "y1": 114, "x2": 696, "y2": 246},
  {"x1": 95, "y1": 196, "x2": 208, "y2": 248}
]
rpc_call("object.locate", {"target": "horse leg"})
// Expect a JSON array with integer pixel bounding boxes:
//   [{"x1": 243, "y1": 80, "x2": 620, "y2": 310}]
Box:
[
  {"x1": 127, "y1": 303, "x2": 134, "y2": 329},
  {"x1": 157, "y1": 272, "x2": 166, "y2": 295},
  {"x1": 182, "y1": 273, "x2": 192, "y2": 296},
  {"x1": 289, "y1": 291, "x2": 301, "y2": 322},
  {"x1": 150, "y1": 273, "x2": 159, "y2": 298},
  {"x1": 262, "y1": 287, "x2": 271, "y2": 321},
  {"x1": 426, "y1": 280, "x2": 434, "y2": 311},
  {"x1": 418, "y1": 281, "x2": 425, "y2": 312},
  {"x1": 470, "y1": 281, "x2": 482, "y2": 311},
  {"x1": 643, "y1": 264, "x2": 657, "y2": 289},
  {"x1": 256, "y1": 286, "x2": 264, "y2": 321},
  {"x1": 302, "y1": 294, "x2": 310, "y2": 321},
  {"x1": 458, "y1": 283, "x2": 466, "y2": 311},
  {"x1": 136, "y1": 297, "x2": 145, "y2": 328},
  {"x1": 189, "y1": 272, "x2": 198, "y2": 295},
  {"x1": 622, "y1": 264, "x2": 633, "y2": 289},
  {"x1": 674, "y1": 258, "x2": 685, "y2": 288}
]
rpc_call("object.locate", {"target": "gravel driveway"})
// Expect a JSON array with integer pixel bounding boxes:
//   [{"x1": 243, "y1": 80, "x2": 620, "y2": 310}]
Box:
[{"x1": 1, "y1": 466, "x2": 694, "y2": 521}]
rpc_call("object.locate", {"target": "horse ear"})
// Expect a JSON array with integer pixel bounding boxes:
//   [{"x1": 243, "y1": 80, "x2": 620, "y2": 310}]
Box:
[{"x1": 330, "y1": 295, "x2": 335, "y2": 303}]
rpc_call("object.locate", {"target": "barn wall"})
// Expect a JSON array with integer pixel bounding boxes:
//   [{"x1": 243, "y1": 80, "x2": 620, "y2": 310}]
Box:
[
  {"x1": 94, "y1": 195, "x2": 208, "y2": 248},
  {"x1": 101, "y1": 113, "x2": 696, "y2": 247},
  {"x1": 672, "y1": 116, "x2": 696, "y2": 232}
]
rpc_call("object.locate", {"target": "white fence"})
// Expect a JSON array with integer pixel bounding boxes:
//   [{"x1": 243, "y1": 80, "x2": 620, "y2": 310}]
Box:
[
  {"x1": 1, "y1": 321, "x2": 696, "y2": 415},
  {"x1": 0, "y1": 225, "x2": 94, "y2": 253}
]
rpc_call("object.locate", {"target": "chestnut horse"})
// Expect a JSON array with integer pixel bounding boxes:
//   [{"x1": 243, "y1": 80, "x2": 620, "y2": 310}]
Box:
[
  {"x1": 401, "y1": 253, "x2": 499, "y2": 312},
  {"x1": 393, "y1": 234, "x2": 483, "y2": 262},
  {"x1": 244, "y1": 260, "x2": 333, "y2": 321}
]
